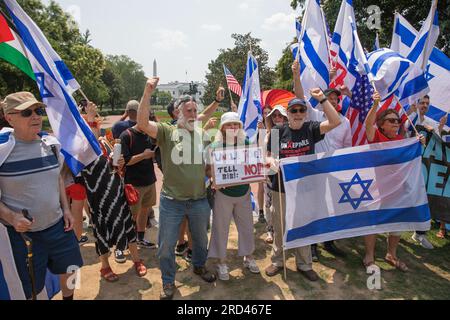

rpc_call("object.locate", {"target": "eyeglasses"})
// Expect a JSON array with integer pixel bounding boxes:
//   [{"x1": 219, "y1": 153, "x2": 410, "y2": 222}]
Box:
[
  {"x1": 9, "y1": 107, "x2": 46, "y2": 117},
  {"x1": 271, "y1": 113, "x2": 285, "y2": 118},
  {"x1": 289, "y1": 107, "x2": 307, "y2": 114},
  {"x1": 384, "y1": 118, "x2": 401, "y2": 124}
]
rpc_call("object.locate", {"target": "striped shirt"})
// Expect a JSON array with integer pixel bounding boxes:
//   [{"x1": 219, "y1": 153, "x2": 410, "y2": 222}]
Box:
[{"x1": 0, "y1": 138, "x2": 62, "y2": 232}]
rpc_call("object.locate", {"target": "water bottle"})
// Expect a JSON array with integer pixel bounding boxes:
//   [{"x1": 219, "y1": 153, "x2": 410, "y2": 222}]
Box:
[{"x1": 112, "y1": 139, "x2": 122, "y2": 167}]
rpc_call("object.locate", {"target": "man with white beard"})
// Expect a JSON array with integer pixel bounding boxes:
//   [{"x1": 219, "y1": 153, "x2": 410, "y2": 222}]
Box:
[{"x1": 137, "y1": 78, "x2": 224, "y2": 300}]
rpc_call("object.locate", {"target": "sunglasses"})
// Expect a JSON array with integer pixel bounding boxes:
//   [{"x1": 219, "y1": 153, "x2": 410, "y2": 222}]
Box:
[
  {"x1": 9, "y1": 107, "x2": 46, "y2": 117},
  {"x1": 289, "y1": 107, "x2": 307, "y2": 114},
  {"x1": 384, "y1": 118, "x2": 401, "y2": 124},
  {"x1": 271, "y1": 113, "x2": 285, "y2": 118}
]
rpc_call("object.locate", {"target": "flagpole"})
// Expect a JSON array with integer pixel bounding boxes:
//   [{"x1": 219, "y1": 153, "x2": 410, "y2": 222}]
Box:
[{"x1": 277, "y1": 166, "x2": 287, "y2": 281}]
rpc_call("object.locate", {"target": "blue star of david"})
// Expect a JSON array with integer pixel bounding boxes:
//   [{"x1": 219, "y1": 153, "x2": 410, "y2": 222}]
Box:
[
  {"x1": 35, "y1": 73, "x2": 54, "y2": 98},
  {"x1": 338, "y1": 173, "x2": 374, "y2": 210},
  {"x1": 424, "y1": 64, "x2": 435, "y2": 82}
]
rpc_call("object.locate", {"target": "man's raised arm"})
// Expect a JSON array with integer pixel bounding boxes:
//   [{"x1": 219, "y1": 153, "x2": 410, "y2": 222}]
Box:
[{"x1": 137, "y1": 77, "x2": 160, "y2": 139}]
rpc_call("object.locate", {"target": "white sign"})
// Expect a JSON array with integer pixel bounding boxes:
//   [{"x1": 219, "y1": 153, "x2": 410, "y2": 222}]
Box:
[{"x1": 210, "y1": 146, "x2": 266, "y2": 188}]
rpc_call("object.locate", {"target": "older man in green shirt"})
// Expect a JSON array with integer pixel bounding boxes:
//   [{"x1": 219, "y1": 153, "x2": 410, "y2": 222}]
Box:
[{"x1": 137, "y1": 77, "x2": 224, "y2": 300}]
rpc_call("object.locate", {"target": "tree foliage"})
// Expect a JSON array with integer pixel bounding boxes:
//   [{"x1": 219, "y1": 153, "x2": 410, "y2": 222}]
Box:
[{"x1": 203, "y1": 33, "x2": 276, "y2": 108}]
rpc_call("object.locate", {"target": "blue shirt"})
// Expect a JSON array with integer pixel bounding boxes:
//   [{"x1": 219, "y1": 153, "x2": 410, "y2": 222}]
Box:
[{"x1": 112, "y1": 120, "x2": 136, "y2": 139}]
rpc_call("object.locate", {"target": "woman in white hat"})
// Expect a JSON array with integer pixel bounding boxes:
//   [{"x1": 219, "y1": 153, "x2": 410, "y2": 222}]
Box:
[{"x1": 206, "y1": 112, "x2": 260, "y2": 281}]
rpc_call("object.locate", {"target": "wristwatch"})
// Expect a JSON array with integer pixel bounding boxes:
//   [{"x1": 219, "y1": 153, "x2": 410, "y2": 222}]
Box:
[{"x1": 319, "y1": 97, "x2": 328, "y2": 104}]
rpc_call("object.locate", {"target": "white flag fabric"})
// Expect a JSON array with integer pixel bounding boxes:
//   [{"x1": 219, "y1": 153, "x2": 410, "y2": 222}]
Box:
[
  {"x1": 391, "y1": 12, "x2": 450, "y2": 128},
  {"x1": 238, "y1": 52, "x2": 261, "y2": 142},
  {"x1": 297, "y1": 0, "x2": 330, "y2": 102},
  {"x1": 5, "y1": 0, "x2": 101, "y2": 174},
  {"x1": 281, "y1": 138, "x2": 430, "y2": 249}
]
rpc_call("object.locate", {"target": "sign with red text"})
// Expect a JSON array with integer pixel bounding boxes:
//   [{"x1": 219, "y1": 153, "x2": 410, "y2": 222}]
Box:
[{"x1": 210, "y1": 146, "x2": 266, "y2": 188}]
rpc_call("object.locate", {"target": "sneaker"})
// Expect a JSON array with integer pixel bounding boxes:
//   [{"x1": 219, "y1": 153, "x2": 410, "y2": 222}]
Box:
[
  {"x1": 160, "y1": 283, "x2": 175, "y2": 300},
  {"x1": 297, "y1": 268, "x2": 319, "y2": 282},
  {"x1": 114, "y1": 249, "x2": 126, "y2": 264},
  {"x1": 323, "y1": 241, "x2": 347, "y2": 258},
  {"x1": 258, "y1": 212, "x2": 267, "y2": 224},
  {"x1": 78, "y1": 235, "x2": 89, "y2": 245},
  {"x1": 137, "y1": 239, "x2": 157, "y2": 249},
  {"x1": 411, "y1": 232, "x2": 434, "y2": 249},
  {"x1": 193, "y1": 266, "x2": 216, "y2": 283},
  {"x1": 243, "y1": 258, "x2": 260, "y2": 274},
  {"x1": 264, "y1": 264, "x2": 283, "y2": 277},
  {"x1": 311, "y1": 244, "x2": 319, "y2": 262},
  {"x1": 184, "y1": 249, "x2": 192, "y2": 262},
  {"x1": 216, "y1": 264, "x2": 230, "y2": 281},
  {"x1": 175, "y1": 242, "x2": 188, "y2": 256}
]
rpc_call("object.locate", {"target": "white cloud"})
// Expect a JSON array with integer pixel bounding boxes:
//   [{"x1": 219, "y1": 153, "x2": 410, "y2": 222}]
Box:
[
  {"x1": 262, "y1": 12, "x2": 296, "y2": 31},
  {"x1": 152, "y1": 29, "x2": 188, "y2": 50},
  {"x1": 201, "y1": 24, "x2": 223, "y2": 32}
]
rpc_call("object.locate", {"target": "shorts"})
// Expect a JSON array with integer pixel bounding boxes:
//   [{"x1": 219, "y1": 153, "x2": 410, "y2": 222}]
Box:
[
  {"x1": 7, "y1": 219, "x2": 83, "y2": 299},
  {"x1": 65, "y1": 183, "x2": 87, "y2": 201},
  {"x1": 130, "y1": 183, "x2": 157, "y2": 217}
]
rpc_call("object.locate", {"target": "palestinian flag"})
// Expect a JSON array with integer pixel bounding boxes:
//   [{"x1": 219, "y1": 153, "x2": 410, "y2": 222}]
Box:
[{"x1": 0, "y1": 13, "x2": 35, "y2": 80}]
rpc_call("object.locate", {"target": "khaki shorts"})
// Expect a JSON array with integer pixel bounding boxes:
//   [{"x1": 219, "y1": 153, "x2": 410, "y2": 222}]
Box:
[{"x1": 130, "y1": 183, "x2": 157, "y2": 217}]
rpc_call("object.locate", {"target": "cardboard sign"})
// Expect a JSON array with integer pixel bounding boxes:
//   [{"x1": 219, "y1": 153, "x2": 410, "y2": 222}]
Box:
[{"x1": 210, "y1": 146, "x2": 266, "y2": 188}]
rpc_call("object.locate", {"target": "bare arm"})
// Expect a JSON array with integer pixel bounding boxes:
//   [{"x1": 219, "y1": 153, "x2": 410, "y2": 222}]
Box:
[
  {"x1": 137, "y1": 78, "x2": 160, "y2": 139},
  {"x1": 198, "y1": 87, "x2": 225, "y2": 123},
  {"x1": 309, "y1": 88, "x2": 341, "y2": 134},
  {"x1": 365, "y1": 91, "x2": 381, "y2": 142},
  {"x1": 126, "y1": 149, "x2": 154, "y2": 166},
  {"x1": 292, "y1": 60, "x2": 305, "y2": 100},
  {"x1": 86, "y1": 102, "x2": 100, "y2": 139}
]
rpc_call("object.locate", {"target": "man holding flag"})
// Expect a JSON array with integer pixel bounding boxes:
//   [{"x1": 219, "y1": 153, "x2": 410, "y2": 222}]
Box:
[
  {"x1": 264, "y1": 88, "x2": 341, "y2": 280},
  {"x1": 0, "y1": 92, "x2": 83, "y2": 300}
]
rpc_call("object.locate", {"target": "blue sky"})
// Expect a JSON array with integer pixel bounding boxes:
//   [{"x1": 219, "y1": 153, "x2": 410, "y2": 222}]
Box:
[{"x1": 43, "y1": 0, "x2": 299, "y2": 83}]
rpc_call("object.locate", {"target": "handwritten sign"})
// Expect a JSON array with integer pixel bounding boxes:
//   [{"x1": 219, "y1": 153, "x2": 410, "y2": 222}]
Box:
[{"x1": 210, "y1": 146, "x2": 266, "y2": 188}]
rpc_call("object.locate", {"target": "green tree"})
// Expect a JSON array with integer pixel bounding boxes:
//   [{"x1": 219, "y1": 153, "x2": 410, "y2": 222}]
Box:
[
  {"x1": 290, "y1": 0, "x2": 449, "y2": 56},
  {"x1": 203, "y1": 33, "x2": 276, "y2": 109}
]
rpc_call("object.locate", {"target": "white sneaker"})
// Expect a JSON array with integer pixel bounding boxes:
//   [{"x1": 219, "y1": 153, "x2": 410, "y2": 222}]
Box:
[
  {"x1": 216, "y1": 264, "x2": 229, "y2": 281},
  {"x1": 412, "y1": 232, "x2": 434, "y2": 249},
  {"x1": 243, "y1": 258, "x2": 260, "y2": 274}
]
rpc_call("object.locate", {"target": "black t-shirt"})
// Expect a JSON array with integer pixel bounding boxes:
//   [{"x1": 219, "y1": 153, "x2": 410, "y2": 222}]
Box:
[
  {"x1": 120, "y1": 128, "x2": 157, "y2": 187},
  {"x1": 267, "y1": 122, "x2": 324, "y2": 193}
]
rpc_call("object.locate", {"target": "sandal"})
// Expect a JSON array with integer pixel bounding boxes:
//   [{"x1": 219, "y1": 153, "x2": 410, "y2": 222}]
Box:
[
  {"x1": 100, "y1": 267, "x2": 119, "y2": 282},
  {"x1": 385, "y1": 255, "x2": 408, "y2": 272},
  {"x1": 436, "y1": 229, "x2": 447, "y2": 239},
  {"x1": 134, "y1": 260, "x2": 147, "y2": 277}
]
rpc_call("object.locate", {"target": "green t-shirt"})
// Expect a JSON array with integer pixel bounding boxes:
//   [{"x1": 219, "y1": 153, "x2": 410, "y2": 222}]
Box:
[
  {"x1": 209, "y1": 140, "x2": 250, "y2": 198},
  {"x1": 156, "y1": 123, "x2": 207, "y2": 200}
]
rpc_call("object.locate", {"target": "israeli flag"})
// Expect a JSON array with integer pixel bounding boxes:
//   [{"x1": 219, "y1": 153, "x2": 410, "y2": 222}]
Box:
[
  {"x1": 5, "y1": 0, "x2": 101, "y2": 174},
  {"x1": 238, "y1": 52, "x2": 261, "y2": 142},
  {"x1": 391, "y1": 12, "x2": 450, "y2": 128},
  {"x1": 281, "y1": 138, "x2": 430, "y2": 249},
  {"x1": 297, "y1": 0, "x2": 330, "y2": 97},
  {"x1": 367, "y1": 49, "x2": 416, "y2": 101}
]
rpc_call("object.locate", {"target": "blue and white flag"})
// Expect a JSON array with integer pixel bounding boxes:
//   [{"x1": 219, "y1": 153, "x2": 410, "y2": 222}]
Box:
[
  {"x1": 395, "y1": 1, "x2": 439, "y2": 106},
  {"x1": 391, "y1": 12, "x2": 450, "y2": 128},
  {"x1": 367, "y1": 49, "x2": 417, "y2": 101},
  {"x1": 296, "y1": 0, "x2": 330, "y2": 102},
  {"x1": 5, "y1": 0, "x2": 101, "y2": 174},
  {"x1": 238, "y1": 52, "x2": 261, "y2": 142},
  {"x1": 280, "y1": 138, "x2": 430, "y2": 249},
  {"x1": 0, "y1": 224, "x2": 60, "y2": 300}
]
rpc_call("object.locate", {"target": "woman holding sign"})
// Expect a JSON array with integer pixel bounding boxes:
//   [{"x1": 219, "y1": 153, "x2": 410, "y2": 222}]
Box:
[{"x1": 206, "y1": 112, "x2": 260, "y2": 281}]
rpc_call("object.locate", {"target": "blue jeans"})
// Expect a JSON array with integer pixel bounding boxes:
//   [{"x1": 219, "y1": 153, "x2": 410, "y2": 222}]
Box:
[{"x1": 158, "y1": 193, "x2": 211, "y2": 285}]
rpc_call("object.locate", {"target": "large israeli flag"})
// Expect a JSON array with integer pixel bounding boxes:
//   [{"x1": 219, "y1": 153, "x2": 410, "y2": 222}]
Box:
[
  {"x1": 5, "y1": 0, "x2": 101, "y2": 174},
  {"x1": 391, "y1": 12, "x2": 450, "y2": 127},
  {"x1": 280, "y1": 138, "x2": 430, "y2": 249},
  {"x1": 238, "y1": 52, "x2": 261, "y2": 142}
]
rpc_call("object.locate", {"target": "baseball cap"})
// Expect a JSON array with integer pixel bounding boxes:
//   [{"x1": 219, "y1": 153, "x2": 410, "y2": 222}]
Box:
[
  {"x1": 287, "y1": 98, "x2": 308, "y2": 110},
  {"x1": 2, "y1": 92, "x2": 46, "y2": 114},
  {"x1": 324, "y1": 88, "x2": 341, "y2": 97}
]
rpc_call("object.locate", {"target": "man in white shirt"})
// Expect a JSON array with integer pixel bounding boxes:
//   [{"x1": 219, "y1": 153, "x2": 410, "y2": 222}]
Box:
[{"x1": 292, "y1": 60, "x2": 352, "y2": 261}]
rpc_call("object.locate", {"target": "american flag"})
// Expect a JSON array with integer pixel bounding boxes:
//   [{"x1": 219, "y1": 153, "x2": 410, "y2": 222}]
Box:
[
  {"x1": 223, "y1": 64, "x2": 242, "y2": 97},
  {"x1": 347, "y1": 74, "x2": 407, "y2": 146}
]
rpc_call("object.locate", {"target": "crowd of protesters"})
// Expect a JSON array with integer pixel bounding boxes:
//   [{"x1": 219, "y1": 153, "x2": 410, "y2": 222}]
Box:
[{"x1": 0, "y1": 60, "x2": 448, "y2": 301}]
